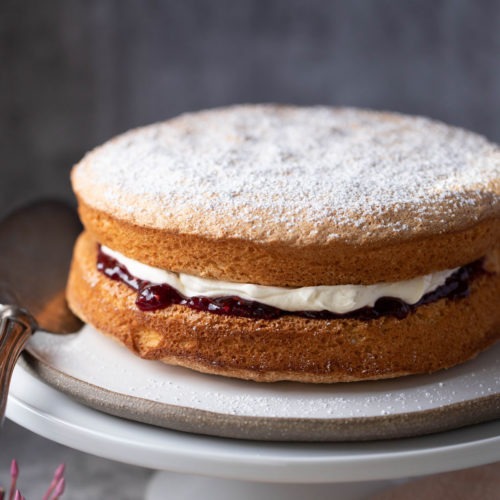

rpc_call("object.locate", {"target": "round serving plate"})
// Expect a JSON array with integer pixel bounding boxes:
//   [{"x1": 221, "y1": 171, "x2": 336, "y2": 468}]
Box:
[
  {"x1": 18, "y1": 325, "x2": 500, "y2": 441},
  {"x1": 6, "y1": 363, "x2": 500, "y2": 484}
]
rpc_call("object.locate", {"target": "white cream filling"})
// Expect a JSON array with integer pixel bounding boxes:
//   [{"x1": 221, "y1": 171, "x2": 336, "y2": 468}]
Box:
[{"x1": 101, "y1": 246, "x2": 458, "y2": 314}]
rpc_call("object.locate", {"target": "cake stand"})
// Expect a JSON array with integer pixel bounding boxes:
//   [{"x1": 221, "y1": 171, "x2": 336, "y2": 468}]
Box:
[{"x1": 7, "y1": 360, "x2": 500, "y2": 499}]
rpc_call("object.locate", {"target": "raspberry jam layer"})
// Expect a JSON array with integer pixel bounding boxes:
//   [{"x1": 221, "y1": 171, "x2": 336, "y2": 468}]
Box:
[{"x1": 97, "y1": 248, "x2": 483, "y2": 321}]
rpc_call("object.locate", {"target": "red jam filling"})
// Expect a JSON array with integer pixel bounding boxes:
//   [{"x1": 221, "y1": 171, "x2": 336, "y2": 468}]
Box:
[{"x1": 96, "y1": 247, "x2": 483, "y2": 321}]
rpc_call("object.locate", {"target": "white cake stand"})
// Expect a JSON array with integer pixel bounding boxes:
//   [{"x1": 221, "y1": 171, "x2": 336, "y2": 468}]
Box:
[{"x1": 6, "y1": 362, "x2": 500, "y2": 500}]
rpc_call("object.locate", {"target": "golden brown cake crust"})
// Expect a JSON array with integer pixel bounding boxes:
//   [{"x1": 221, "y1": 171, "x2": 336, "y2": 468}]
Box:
[
  {"x1": 78, "y1": 199, "x2": 500, "y2": 286},
  {"x1": 66, "y1": 232, "x2": 500, "y2": 383}
]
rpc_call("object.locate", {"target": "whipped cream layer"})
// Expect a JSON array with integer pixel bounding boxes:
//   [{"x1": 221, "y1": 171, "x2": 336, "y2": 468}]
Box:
[{"x1": 101, "y1": 246, "x2": 458, "y2": 315}]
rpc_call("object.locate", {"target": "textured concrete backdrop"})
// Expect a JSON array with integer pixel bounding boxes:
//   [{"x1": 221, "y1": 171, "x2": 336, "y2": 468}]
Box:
[{"x1": 1, "y1": 0, "x2": 500, "y2": 216}]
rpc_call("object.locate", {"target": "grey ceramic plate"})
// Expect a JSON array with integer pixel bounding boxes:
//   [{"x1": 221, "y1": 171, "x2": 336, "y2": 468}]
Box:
[{"x1": 22, "y1": 325, "x2": 500, "y2": 441}]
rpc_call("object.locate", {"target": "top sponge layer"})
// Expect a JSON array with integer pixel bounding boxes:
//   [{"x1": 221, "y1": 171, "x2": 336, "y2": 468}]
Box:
[{"x1": 72, "y1": 105, "x2": 499, "y2": 246}]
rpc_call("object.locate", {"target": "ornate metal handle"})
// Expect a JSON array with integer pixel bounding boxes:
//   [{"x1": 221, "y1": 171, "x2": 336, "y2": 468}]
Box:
[{"x1": 0, "y1": 305, "x2": 36, "y2": 421}]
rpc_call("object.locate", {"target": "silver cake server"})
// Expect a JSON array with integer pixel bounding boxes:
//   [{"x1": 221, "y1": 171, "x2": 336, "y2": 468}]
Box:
[{"x1": 0, "y1": 200, "x2": 83, "y2": 420}]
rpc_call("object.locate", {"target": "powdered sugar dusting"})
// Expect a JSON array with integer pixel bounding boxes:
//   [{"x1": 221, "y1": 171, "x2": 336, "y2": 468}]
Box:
[{"x1": 73, "y1": 105, "x2": 500, "y2": 243}]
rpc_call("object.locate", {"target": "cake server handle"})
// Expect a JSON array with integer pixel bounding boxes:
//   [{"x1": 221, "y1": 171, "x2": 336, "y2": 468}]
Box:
[{"x1": 0, "y1": 304, "x2": 36, "y2": 422}]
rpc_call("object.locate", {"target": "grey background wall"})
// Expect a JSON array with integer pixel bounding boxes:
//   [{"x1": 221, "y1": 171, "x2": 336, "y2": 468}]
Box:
[{"x1": 1, "y1": 0, "x2": 500, "y2": 217}]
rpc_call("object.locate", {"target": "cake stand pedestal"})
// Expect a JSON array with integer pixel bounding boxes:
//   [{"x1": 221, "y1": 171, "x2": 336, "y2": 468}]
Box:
[
  {"x1": 144, "y1": 471, "x2": 399, "y2": 499},
  {"x1": 6, "y1": 363, "x2": 500, "y2": 499}
]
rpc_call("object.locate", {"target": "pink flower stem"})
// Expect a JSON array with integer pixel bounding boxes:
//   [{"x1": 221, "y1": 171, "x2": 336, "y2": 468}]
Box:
[
  {"x1": 42, "y1": 464, "x2": 65, "y2": 500},
  {"x1": 51, "y1": 477, "x2": 65, "y2": 500},
  {"x1": 8, "y1": 460, "x2": 19, "y2": 500}
]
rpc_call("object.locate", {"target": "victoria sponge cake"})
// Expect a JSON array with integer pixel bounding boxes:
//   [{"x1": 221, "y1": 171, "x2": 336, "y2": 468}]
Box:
[{"x1": 67, "y1": 105, "x2": 500, "y2": 382}]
